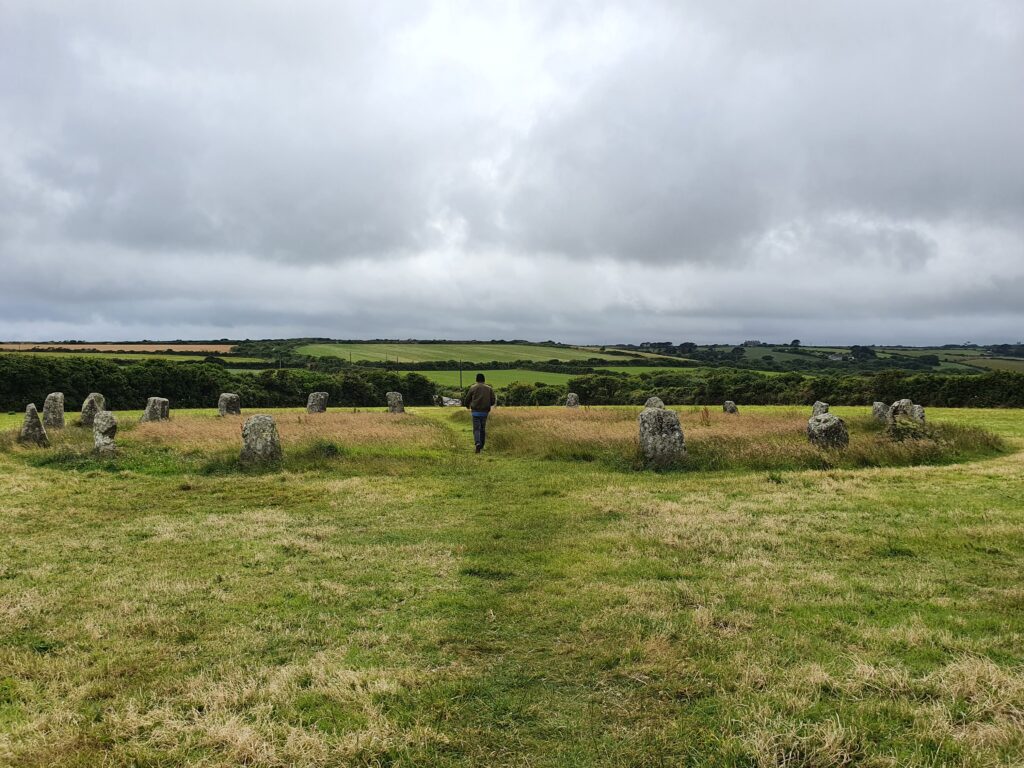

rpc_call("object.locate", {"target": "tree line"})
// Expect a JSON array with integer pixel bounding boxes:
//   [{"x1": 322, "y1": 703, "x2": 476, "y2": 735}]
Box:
[{"x1": 1, "y1": 355, "x2": 1021, "y2": 412}]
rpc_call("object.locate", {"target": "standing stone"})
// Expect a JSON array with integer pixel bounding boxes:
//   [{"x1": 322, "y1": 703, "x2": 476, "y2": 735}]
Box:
[
  {"x1": 306, "y1": 392, "x2": 329, "y2": 413},
  {"x1": 42, "y1": 392, "x2": 65, "y2": 429},
  {"x1": 812, "y1": 401, "x2": 830, "y2": 416},
  {"x1": 141, "y1": 397, "x2": 170, "y2": 422},
  {"x1": 909, "y1": 404, "x2": 926, "y2": 423},
  {"x1": 639, "y1": 406, "x2": 686, "y2": 466},
  {"x1": 871, "y1": 402, "x2": 888, "y2": 422},
  {"x1": 644, "y1": 396, "x2": 665, "y2": 409},
  {"x1": 93, "y1": 411, "x2": 118, "y2": 456},
  {"x1": 386, "y1": 392, "x2": 405, "y2": 413},
  {"x1": 887, "y1": 399, "x2": 914, "y2": 421},
  {"x1": 18, "y1": 404, "x2": 49, "y2": 447},
  {"x1": 565, "y1": 393, "x2": 580, "y2": 408},
  {"x1": 723, "y1": 401, "x2": 738, "y2": 414},
  {"x1": 240, "y1": 415, "x2": 282, "y2": 463},
  {"x1": 218, "y1": 393, "x2": 241, "y2": 416},
  {"x1": 80, "y1": 393, "x2": 106, "y2": 427},
  {"x1": 807, "y1": 413, "x2": 849, "y2": 449}
]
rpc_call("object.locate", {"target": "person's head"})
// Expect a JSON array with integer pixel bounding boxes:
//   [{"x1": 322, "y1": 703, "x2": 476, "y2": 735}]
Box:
[{"x1": 476, "y1": 373, "x2": 485, "y2": 383}]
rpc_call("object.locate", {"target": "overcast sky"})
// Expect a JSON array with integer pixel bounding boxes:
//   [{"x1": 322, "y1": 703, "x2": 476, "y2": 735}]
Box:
[{"x1": 1, "y1": 1, "x2": 1022, "y2": 344}]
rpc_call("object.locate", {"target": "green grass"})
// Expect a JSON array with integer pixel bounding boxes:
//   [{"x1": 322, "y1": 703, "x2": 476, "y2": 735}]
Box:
[
  {"x1": 0, "y1": 351, "x2": 267, "y2": 363},
  {"x1": 296, "y1": 342, "x2": 631, "y2": 363},
  {"x1": 1, "y1": 406, "x2": 1022, "y2": 766},
  {"x1": 421, "y1": 369, "x2": 577, "y2": 387}
]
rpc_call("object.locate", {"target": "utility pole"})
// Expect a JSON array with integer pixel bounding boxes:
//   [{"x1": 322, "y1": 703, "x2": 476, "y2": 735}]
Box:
[{"x1": 459, "y1": 360, "x2": 463, "y2": 389}]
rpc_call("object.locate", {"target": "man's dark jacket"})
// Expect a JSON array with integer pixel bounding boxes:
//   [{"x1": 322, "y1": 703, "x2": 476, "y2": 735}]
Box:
[{"x1": 464, "y1": 383, "x2": 496, "y2": 413}]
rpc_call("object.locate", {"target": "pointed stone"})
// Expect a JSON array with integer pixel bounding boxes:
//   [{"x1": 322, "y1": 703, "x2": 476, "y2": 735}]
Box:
[
  {"x1": 644, "y1": 396, "x2": 665, "y2": 409},
  {"x1": 80, "y1": 393, "x2": 106, "y2": 427},
  {"x1": 18, "y1": 404, "x2": 49, "y2": 447},
  {"x1": 812, "y1": 401, "x2": 830, "y2": 416}
]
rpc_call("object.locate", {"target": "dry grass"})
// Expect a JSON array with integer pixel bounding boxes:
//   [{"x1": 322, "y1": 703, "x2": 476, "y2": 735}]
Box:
[
  {"x1": 0, "y1": 343, "x2": 236, "y2": 352},
  {"x1": 130, "y1": 412, "x2": 445, "y2": 451},
  {"x1": 472, "y1": 407, "x2": 1002, "y2": 470}
]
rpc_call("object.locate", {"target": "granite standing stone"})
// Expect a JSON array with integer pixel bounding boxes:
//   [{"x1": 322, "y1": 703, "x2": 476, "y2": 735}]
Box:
[
  {"x1": 887, "y1": 399, "x2": 914, "y2": 421},
  {"x1": 872, "y1": 402, "x2": 888, "y2": 422},
  {"x1": 386, "y1": 392, "x2": 405, "y2": 413},
  {"x1": 307, "y1": 392, "x2": 329, "y2": 413},
  {"x1": 43, "y1": 392, "x2": 65, "y2": 429},
  {"x1": 218, "y1": 393, "x2": 241, "y2": 416},
  {"x1": 93, "y1": 411, "x2": 118, "y2": 456},
  {"x1": 644, "y1": 396, "x2": 665, "y2": 409},
  {"x1": 807, "y1": 413, "x2": 849, "y2": 448},
  {"x1": 80, "y1": 393, "x2": 106, "y2": 427},
  {"x1": 18, "y1": 404, "x2": 49, "y2": 447},
  {"x1": 723, "y1": 400, "x2": 738, "y2": 414},
  {"x1": 812, "y1": 401, "x2": 830, "y2": 416},
  {"x1": 565, "y1": 393, "x2": 580, "y2": 408},
  {"x1": 240, "y1": 415, "x2": 282, "y2": 463},
  {"x1": 639, "y1": 406, "x2": 686, "y2": 466},
  {"x1": 909, "y1": 404, "x2": 926, "y2": 423},
  {"x1": 141, "y1": 397, "x2": 170, "y2": 422}
]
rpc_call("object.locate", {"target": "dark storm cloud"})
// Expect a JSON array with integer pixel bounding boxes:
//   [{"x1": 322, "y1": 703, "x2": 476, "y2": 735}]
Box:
[{"x1": 0, "y1": 0, "x2": 1022, "y2": 343}]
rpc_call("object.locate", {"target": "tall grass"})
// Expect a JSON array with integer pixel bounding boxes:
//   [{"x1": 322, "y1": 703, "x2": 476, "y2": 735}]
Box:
[{"x1": 461, "y1": 407, "x2": 1006, "y2": 471}]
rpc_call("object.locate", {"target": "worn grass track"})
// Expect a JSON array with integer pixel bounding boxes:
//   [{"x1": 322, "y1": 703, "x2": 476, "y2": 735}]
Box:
[{"x1": 1, "y1": 407, "x2": 1022, "y2": 766}]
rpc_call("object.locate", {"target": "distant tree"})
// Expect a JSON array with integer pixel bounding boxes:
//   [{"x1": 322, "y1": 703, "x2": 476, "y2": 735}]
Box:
[
  {"x1": 849, "y1": 345, "x2": 877, "y2": 360},
  {"x1": 790, "y1": 339, "x2": 801, "y2": 347},
  {"x1": 677, "y1": 342, "x2": 698, "y2": 354}
]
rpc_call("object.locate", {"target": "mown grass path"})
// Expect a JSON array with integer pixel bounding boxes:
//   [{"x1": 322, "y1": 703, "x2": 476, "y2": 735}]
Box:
[{"x1": 0, "y1": 408, "x2": 1022, "y2": 766}]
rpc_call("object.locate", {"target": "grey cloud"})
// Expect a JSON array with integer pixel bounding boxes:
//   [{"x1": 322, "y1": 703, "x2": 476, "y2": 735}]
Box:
[{"x1": 1, "y1": 0, "x2": 1022, "y2": 343}]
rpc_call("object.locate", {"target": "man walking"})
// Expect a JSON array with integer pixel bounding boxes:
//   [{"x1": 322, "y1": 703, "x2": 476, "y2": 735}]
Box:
[{"x1": 463, "y1": 373, "x2": 496, "y2": 453}]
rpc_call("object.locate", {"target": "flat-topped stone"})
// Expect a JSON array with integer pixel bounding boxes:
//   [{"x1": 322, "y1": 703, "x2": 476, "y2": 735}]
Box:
[
  {"x1": 565, "y1": 393, "x2": 580, "y2": 408},
  {"x1": 639, "y1": 406, "x2": 686, "y2": 466},
  {"x1": 218, "y1": 393, "x2": 241, "y2": 416},
  {"x1": 386, "y1": 392, "x2": 405, "y2": 413},
  {"x1": 723, "y1": 400, "x2": 738, "y2": 414},
  {"x1": 872, "y1": 402, "x2": 888, "y2": 422},
  {"x1": 307, "y1": 392, "x2": 329, "y2": 413},
  {"x1": 241, "y1": 415, "x2": 282, "y2": 463},
  {"x1": 93, "y1": 411, "x2": 118, "y2": 456},
  {"x1": 807, "y1": 413, "x2": 849, "y2": 448},
  {"x1": 141, "y1": 397, "x2": 170, "y2": 422},
  {"x1": 43, "y1": 392, "x2": 64, "y2": 429}
]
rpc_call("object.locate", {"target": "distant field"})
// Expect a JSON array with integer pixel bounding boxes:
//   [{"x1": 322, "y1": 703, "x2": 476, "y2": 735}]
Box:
[
  {"x1": 421, "y1": 369, "x2": 576, "y2": 388},
  {"x1": 0, "y1": 351, "x2": 266, "y2": 363},
  {"x1": 0, "y1": 343, "x2": 237, "y2": 353},
  {"x1": 959, "y1": 356, "x2": 1024, "y2": 372},
  {"x1": 297, "y1": 342, "x2": 629, "y2": 363}
]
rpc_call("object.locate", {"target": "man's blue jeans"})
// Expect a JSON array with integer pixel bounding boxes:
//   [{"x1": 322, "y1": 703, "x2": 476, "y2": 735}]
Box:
[{"x1": 471, "y1": 412, "x2": 489, "y2": 449}]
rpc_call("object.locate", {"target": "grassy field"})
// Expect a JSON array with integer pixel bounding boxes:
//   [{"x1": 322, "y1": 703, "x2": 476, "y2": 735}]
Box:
[
  {"x1": 1, "y1": 406, "x2": 1022, "y2": 766},
  {"x1": 421, "y1": 369, "x2": 577, "y2": 388},
  {"x1": 296, "y1": 343, "x2": 631, "y2": 363},
  {"x1": 0, "y1": 344, "x2": 236, "y2": 353},
  {"x1": 0, "y1": 351, "x2": 267, "y2": 363}
]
